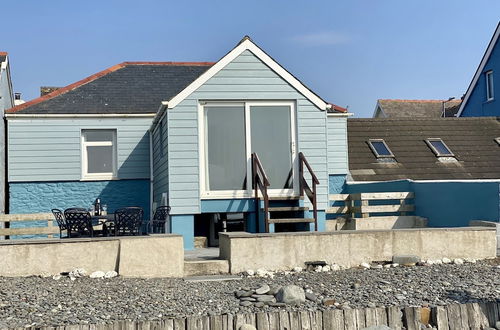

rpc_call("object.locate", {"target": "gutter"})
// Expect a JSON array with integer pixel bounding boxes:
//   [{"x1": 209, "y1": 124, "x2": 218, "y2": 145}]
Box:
[
  {"x1": 5, "y1": 113, "x2": 156, "y2": 119},
  {"x1": 327, "y1": 112, "x2": 354, "y2": 117}
]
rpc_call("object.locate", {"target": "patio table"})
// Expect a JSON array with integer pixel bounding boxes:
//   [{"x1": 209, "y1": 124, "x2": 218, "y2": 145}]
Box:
[{"x1": 91, "y1": 214, "x2": 114, "y2": 236}]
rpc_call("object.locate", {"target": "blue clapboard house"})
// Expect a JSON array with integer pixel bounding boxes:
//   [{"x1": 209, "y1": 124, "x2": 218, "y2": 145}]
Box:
[
  {"x1": 6, "y1": 37, "x2": 351, "y2": 248},
  {"x1": 458, "y1": 22, "x2": 500, "y2": 117}
]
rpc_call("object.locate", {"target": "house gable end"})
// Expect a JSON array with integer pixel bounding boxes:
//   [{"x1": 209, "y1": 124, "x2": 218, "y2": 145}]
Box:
[{"x1": 458, "y1": 22, "x2": 500, "y2": 117}]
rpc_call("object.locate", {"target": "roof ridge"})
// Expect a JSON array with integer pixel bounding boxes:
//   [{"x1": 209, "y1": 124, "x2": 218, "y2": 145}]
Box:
[
  {"x1": 0, "y1": 52, "x2": 8, "y2": 56},
  {"x1": 378, "y1": 99, "x2": 461, "y2": 103},
  {"x1": 7, "y1": 61, "x2": 217, "y2": 113},
  {"x1": 123, "y1": 61, "x2": 215, "y2": 66},
  {"x1": 7, "y1": 62, "x2": 130, "y2": 113}
]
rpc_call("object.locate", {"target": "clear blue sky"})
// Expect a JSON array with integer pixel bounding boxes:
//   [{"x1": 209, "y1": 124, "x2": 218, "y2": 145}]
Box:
[{"x1": 3, "y1": 1, "x2": 499, "y2": 117}]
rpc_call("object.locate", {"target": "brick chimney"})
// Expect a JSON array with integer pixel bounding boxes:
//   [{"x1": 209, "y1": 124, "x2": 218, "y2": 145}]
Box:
[{"x1": 40, "y1": 86, "x2": 61, "y2": 96}]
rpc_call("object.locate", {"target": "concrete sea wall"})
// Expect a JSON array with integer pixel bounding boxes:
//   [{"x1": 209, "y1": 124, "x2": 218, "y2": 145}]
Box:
[
  {"x1": 219, "y1": 227, "x2": 497, "y2": 274},
  {"x1": 0, "y1": 234, "x2": 184, "y2": 277}
]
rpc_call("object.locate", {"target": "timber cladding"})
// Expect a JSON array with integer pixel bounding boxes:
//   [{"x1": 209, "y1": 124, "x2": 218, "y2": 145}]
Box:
[{"x1": 11, "y1": 302, "x2": 499, "y2": 329}]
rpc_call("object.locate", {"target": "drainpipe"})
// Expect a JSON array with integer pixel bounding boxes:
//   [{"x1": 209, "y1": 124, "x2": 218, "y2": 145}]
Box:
[{"x1": 149, "y1": 129, "x2": 154, "y2": 224}]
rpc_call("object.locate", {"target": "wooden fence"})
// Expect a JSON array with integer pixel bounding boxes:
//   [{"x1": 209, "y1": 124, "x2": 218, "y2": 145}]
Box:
[
  {"x1": 327, "y1": 192, "x2": 415, "y2": 218},
  {"x1": 0, "y1": 213, "x2": 56, "y2": 238},
  {"x1": 12, "y1": 302, "x2": 500, "y2": 330}
]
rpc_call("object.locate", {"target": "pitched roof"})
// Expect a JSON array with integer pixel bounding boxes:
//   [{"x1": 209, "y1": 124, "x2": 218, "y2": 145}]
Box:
[
  {"x1": 164, "y1": 36, "x2": 333, "y2": 112},
  {"x1": 348, "y1": 117, "x2": 500, "y2": 181},
  {"x1": 375, "y1": 99, "x2": 462, "y2": 118},
  {"x1": 457, "y1": 22, "x2": 500, "y2": 117},
  {"x1": 7, "y1": 62, "x2": 214, "y2": 114}
]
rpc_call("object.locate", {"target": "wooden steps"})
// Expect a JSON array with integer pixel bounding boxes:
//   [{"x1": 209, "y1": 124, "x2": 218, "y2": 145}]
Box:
[
  {"x1": 268, "y1": 196, "x2": 303, "y2": 201},
  {"x1": 266, "y1": 206, "x2": 309, "y2": 212},
  {"x1": 268, "y1": 218, "x2": 315, "y2": 224}
]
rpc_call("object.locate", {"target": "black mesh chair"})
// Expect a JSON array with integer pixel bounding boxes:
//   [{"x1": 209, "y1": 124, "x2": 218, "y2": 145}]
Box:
[
  {"x1": 64, "y1": 209, "x2": 93, "y2": 238},
  {"x1": 51, "y1": 209, "x2": 68, "y2": 238},
  {"x1": 149, "y1": 206, "x2": 171, "y2": 233},
  {"x1": 113, "y1": 207, "x2": 144, "y2": 236}
]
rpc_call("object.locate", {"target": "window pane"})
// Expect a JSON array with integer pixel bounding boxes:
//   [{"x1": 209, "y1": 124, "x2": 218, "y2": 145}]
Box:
[
  {"x1": 487, "y1": 72, "x2": 494, "y2": 99},
  {"x1": 87, "y1": 146, "x2": 113, "y2": 173},
  {"x1": 371, "y1": 141, "x2": 391, "y2": 156},
  {"x1": 85, "y1": 130, "x2": 114, "y2": 142},
  {"x1": 206, "y1": 106, "x2": 246, "y2": 190},
  {"x1": 430, "y1": 140, "x2": 451, "y2": 155},
  {"x1": 250, "y1": 106, "x2": 292, "y2": 189}
]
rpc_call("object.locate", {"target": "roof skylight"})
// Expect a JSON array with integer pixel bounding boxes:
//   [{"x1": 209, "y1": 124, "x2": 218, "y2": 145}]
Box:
[
  {"x1": 425, "y1": 138, "x2": 454, "y2": 157},
  {"x1": 367, "y1": 139, "x2": 394, "y2": 158}
]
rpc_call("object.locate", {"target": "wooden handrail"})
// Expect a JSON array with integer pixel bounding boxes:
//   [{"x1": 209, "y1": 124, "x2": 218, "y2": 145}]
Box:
[
  {"x1": 252, "y1": 153, "x2": 270, "y2": 232},
  {"x1": 299, "y1": 152, "x2": 319, "y2": 231}
]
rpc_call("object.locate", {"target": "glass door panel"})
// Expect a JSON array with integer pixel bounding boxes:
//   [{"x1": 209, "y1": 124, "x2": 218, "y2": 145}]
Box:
[
  {"x1": 250, "y1": 105, "x2": 293, "y2": 189},
  {"x1": 205, "y1": 106, "x2": 247, "y2": 191}
]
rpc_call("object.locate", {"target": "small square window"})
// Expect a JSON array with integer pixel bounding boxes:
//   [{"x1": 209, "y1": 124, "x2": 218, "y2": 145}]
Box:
[
  {"x1": 367, "y1": 139, "x2": 394, "y2": 158},
  {"x1": 81, "y1": 129, "x2": 117, "y2": 180},
  {"x1": 486, "y1": 71, "x2": 494, "y2": 101},
  {"x1": 425, "y1": 138, "x2": 454, "y2": 157}
]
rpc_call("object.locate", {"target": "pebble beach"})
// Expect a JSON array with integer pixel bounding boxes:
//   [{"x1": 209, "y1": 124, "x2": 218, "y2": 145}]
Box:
[{"x1": 0, "y1": 258, "x2": 499, "y2": 328}]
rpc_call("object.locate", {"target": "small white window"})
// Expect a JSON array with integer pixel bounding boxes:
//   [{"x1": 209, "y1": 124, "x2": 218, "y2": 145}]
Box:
[
  {"x1": 425, "y1": 138, "x2": 454, "y2": 157},
  {"x1": 81, "y1": 129, "x2": 117, "y2": 180},
  {"x1": 367, "y1": 139, "x2": 394, "y2": 158},
  {"x1": 486, "y1": 71, "x2": 494, "y2": 101}
]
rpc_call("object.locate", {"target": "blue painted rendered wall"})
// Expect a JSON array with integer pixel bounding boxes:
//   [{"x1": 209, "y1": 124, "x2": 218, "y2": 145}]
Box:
[
  {"x1": 461, "y1": 36, "x2": 500, "y2": 116},
  {"x1": 9, "y1": 179, "x2": 150, "y2": 217},
  {"x1": 342, "y1": 180, "x2": 500, "y2": 227},
  {"x1": 329, "y1": 174, "x2": 347, "y2": 194},
  {"x1": 413, "y1": 181, "x2": 499, "y2": 227}
]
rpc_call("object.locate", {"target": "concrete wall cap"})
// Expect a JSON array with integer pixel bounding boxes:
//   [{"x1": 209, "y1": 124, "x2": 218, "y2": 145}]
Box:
[
  {"x1": 220, "y1": 227, "x2": 496, "y2": 240},
  {"x1": 0, "y1": 234, "x2": 183, "y2": 246}
]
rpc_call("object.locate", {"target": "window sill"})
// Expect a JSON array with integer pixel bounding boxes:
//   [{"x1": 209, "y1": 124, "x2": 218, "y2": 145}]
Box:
[
  {"x1": 484, "y1": 98, "x2": 495, "y2": 104},
  {"x1": 81, "y1": 176, "x2": 118, "y2": 182}
]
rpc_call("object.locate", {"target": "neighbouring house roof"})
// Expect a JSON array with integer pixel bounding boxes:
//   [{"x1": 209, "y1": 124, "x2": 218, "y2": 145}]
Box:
[
  {"x1": 374, "y1": 99, "x2": 462, "y2": 118},
  {"x1": 328, "y1": 103, "x2": 348, "y2": 113},
  {"x1": 6, "y1": 62, "x2": 214, "y2": 114},
  {"x1": 348, "y1": 117, "x2": 500, "y2": 181},
  {"x1": 457, "y1": 22, "x2": 500, "y2": 117},
  {"x1": 0, "y1": 52, "x2": 7, "y2": 64}
]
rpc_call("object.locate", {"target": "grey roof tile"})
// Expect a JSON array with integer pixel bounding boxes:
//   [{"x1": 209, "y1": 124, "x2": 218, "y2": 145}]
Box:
[
  {"x1": 348, "y1": 117, "x2": 500, "y2": 181},
  {"x1": 8, "y1": 62, "x2": 213, "y2": 114}
]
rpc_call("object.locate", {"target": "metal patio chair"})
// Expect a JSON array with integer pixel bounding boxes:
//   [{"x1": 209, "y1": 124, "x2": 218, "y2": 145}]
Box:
[
  {"x1": 51, "y1": 208, "x2": 68, "y2": 238},
  {"x1": 113, "y1": 207, "x2": 144, "y2": 236},
  {"x1": 149, "y1": 205, "x2": 171, "y2": 234},
  {"x1": 63, "y1": 209, "x2": 93, "y2": 238}
]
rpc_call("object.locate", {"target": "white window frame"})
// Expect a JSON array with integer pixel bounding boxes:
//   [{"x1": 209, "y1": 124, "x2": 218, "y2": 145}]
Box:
[
  {"x1": 425, "y1": 138, "x2": 454, "y2": 157},
  {"x1": 81, "y1": 129, "x2": 118, "y2": 180},
  {"x1": 486, "y1": 70, "x2": 494, "y2": 101},
  {"x1": 367, "y1": 139, "x2": 395, "y2": 158},
  {"x1": 199, "y1": 101, "x2": 297, "y2": 199}
]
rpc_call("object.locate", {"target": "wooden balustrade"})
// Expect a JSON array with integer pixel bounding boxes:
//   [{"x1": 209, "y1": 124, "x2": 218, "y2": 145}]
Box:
[
  {"x1": 327, "y1": 192, "x2": 415, "y2": 218},
  {"x1": 0, "y1": 213, "x2": 56, "y2": 238}
]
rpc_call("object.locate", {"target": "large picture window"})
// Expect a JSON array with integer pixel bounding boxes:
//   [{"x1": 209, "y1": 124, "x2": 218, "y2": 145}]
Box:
[
  {"x1": 201, "y1": 101, "x2": 296, "y2": 198},
  {"x1": 81, "y1": 129, "x2": 117, "y2": 180}
]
